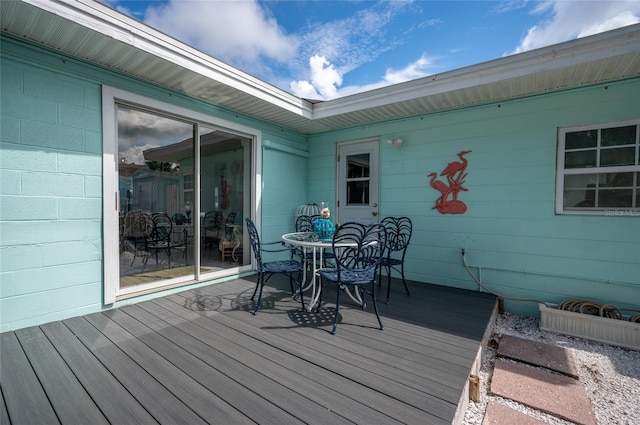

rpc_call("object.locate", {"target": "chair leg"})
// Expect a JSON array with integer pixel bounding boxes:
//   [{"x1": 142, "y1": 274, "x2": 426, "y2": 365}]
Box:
[
  {"x1": 252, "y1": 274, "x2": 265, "y2": 315},
  {"x1": 251, "y1": 275, "x2": 260, "y2": 300},
  {"x1": 371, "y1": 284, "x2": 384, "y2": 331},
  {"x1": 400, "y1": 265, "x2": 410, "y2": 296},
  {"x1": 386, "y1": 265, "x2": 392, "y2": 304},
  {"x1": 331, "y1": 285, "x2": 342, "y2": 335},
  {"x1": 295, "y1": 272, "x2": 305, "y2": 311},
  {"x1": 359, "y1": 286, "x2": 367, "y2": 309},
  {"x1": 289, "y1": 275, "x2": 295, "y2": 296}
]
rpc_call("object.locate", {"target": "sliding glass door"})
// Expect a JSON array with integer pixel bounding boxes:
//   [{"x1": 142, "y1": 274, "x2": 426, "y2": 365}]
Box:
[{"x1": 106, "y1": 89, "x2": 255, "y2": 299}]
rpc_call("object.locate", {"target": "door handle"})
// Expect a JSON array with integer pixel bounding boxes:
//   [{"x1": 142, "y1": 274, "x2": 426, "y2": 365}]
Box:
[{"x1": 372, "y1": 211, "x2": 378, "y2": 216}]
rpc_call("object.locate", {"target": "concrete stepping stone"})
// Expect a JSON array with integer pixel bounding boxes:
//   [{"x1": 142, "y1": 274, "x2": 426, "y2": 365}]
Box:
[
  {"x1": 482, "y1": 401, "x2": 547, "y2": 425},
  {"x1": 497, "y1": 335, "x2": 579, "y2": 378},
  {"x1": 490, "y1": 358, "x2": 596, "y2": 425}
]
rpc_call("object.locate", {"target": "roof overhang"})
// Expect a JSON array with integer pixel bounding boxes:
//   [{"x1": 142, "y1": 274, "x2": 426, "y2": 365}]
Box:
[{"x1": 2, "y1": 0, "x2": 640, "y2": 135}]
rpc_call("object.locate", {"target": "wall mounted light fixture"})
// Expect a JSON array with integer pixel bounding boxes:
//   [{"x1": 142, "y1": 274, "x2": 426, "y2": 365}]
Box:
[{"x1": 387, "y1": 137, "x2": 403, "y2": 149}]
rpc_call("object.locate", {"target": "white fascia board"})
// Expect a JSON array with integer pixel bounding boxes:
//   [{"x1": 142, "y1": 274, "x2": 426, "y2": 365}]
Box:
[
  {"x1": 26, "y1": 0, "x2": 313, "y2": 118},
  {"x1": 313, "y1": 24, "x2": 640, "y2": 119}
]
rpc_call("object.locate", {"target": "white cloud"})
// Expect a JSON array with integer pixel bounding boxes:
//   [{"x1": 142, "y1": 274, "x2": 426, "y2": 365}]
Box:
[
  {"x1": 511, "y1": 0, "x2": 640, "y2": 54},
  {"x1": 289, "y1": 80, "x2": 321, "y2": 100},
  {"x1": 143, "y1": 0, "x2": 297, "y2": 67},
  {"x1": 293, "y1": 2, "x2": 412, "y2": 78},
  {"x1": 287, "y1": 1, "x2": 426, "y2": 100},
  {"x1": 384, "y1": 54, "x2": 434, "y2": 84},
  {"x1": 291, "y1": 54, "x2": 435, "y2": 100},
  {"x1": 109, "y1": 0, "x2": 421, "y2": 99}
]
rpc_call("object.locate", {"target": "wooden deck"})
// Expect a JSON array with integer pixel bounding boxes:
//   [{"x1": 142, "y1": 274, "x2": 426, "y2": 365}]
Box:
[{"x1": 1, "y1": 276, "x2": 497, "y2": 425}]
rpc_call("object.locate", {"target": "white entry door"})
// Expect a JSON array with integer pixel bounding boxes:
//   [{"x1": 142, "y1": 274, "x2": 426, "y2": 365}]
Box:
[{"x1": 336, "y1": 139, "x2": 380, "y2": 224}]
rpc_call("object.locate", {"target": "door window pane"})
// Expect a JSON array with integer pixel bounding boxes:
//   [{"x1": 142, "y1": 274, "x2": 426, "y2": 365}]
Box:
[
  {"x1": 199, "y1": 127, "x2": 251, "y2": 267},
  {"x1": 346, "y1": 153, "x2": 370, "y2": 205},
  {"x1": 347, "y1": 154, "x2": 370, "y2": 178},
  {"x1": 347, "y1": 181, "x2": 370, "y2": 205}
]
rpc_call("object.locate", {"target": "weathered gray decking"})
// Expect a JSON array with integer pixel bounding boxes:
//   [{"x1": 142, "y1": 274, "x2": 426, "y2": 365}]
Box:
[{"x1": 1, "y1": 276, "x2": 496, "y2": 425}]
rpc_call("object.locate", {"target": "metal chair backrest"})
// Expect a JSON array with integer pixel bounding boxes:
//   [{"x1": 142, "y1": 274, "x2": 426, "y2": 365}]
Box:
[
  {"x1": 332, "y1": 222, "x2": 387, "y2": 279},
  {"x1": 295, "y1": 214, "x2": 321, "y2": 233},
  {"x1": 381, "y1": 216, "x2": 412, "y2": 258},
  {"x1": 245, "y1": 217, "x2": 263, "y2": 266}
]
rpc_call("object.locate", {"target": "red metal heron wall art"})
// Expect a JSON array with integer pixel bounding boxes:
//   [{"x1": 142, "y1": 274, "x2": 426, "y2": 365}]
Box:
[{"x1": 428, "y1": 150, "x2": 471, "y2": 214}]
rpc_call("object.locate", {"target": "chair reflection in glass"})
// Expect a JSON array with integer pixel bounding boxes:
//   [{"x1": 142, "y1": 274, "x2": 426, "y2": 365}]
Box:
[
  {"x1": 144, "y1": 212, "x2": 186, "y2": 270},
  {"x1": 317, "y1": 222, "x2": 387, "y2": 335},
  {"x1": 245, "y1": 217, "x2": 305, "y2": 315},
  {"x1": 122, "y1": 210, "x2": 154, "y2": 267},
  {"x1": 378, "y1": 216, "x2": 412, "y2": 303},
  {"x1": 202, "y1": 211, "x2": 223, "y2": 256}
]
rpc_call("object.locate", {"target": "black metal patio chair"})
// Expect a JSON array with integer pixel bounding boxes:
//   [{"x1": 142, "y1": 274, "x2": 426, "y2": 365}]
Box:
[
  {"x1": 378, "y1": 216, "x2": 412, "y2": 303},
  {"x1": 245, "y1": 217, "x2": 305, "y2": 315},
  {"x1": 317, "y1": 222, "x2": 387, "y2": 334}
]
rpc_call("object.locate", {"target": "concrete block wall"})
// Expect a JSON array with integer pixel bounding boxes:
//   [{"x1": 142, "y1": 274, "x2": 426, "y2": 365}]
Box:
[{"x1": 0, "y1": 57, "x2": 104, "y2": 331}]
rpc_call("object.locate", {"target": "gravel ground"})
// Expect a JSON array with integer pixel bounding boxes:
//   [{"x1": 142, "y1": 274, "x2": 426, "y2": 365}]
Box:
[{"x1": 463, "y1": 312, "x2": 640, "y2": 425}]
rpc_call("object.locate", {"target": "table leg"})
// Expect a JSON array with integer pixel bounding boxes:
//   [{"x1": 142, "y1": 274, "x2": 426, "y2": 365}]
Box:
[
  {"x1": 300, "y1": 246, "x2": 314, "y2": 292},
  {"x1": 344, "y1": 285, "x2": 363, "y2": 306},
  {"x1": 306, "y1": 246, "x2": 322, "y2": 311}
]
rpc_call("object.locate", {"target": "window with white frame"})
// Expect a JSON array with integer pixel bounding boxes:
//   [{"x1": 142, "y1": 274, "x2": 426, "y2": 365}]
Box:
[{"x1": 556, "y1": 119, "x2": 639, "y2": 215}]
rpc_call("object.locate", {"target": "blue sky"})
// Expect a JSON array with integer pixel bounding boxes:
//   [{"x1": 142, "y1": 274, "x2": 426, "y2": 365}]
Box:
[{"x1": 101, "y1": 1, "x2": 640, "y2": 100}]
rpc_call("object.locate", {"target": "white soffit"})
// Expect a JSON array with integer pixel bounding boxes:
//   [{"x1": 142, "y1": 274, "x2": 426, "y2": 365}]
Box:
[{"x1": 2, "y1": 0, "x2": 640, "y2": 135}]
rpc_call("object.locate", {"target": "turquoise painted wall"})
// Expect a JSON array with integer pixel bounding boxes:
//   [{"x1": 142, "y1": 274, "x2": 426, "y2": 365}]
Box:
[
  {"x1": 307, "y1": 79, "x2": 640, "y2": 318},
  {"x1": 1, "y1": 33, "x2": 638, "y2": 330},
  {"x1": 0, "y1": 36, "x2": 307, "y2": 331},
  {"x1": 1, "y1": 53, "x2": 104, "y2": 331},
  {"x1": 261, "y1": 137, "x2": 309, "y2": 242}
]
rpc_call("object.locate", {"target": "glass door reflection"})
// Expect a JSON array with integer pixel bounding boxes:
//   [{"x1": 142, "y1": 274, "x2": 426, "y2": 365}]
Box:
[
  {"x1": 199, "y1": 127, "x2": 251, "y2": 269},
  {"x1": 117, "y1": 105, "x2": 253, "y2": 291},
  {"x1": 118, "y1": 105, "x2": 195, "y2": 288}
]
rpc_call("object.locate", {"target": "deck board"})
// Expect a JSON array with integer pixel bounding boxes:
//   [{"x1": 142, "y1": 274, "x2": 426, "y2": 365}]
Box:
[
  {"x1": 102, "y1": 306, "x2": 306, "y2": 425},
  {"x1": 151, "y1": 295, "x2": 422, "y2": 424},
  {"x1": 0, "y1": 332, "x2": 60, "y2": 425},
  {"x1": 40, "y1": 321, "x2": 159, "y2": 424},
  {"x1": 13, "y1": 326, "x2": 109, "y2": 425},
  {"x1": 127, "y1": 300, "x2": 355, "y2": 424},
  {"x1": 189, "y1": 289, "x2": 460, "y2": 423},
  {"x1": 0, "y1": 276, "x2": 496, "y2": 425},
  {"x1": 71, "y1": 313, "x2": 234, "y2": 425}
]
